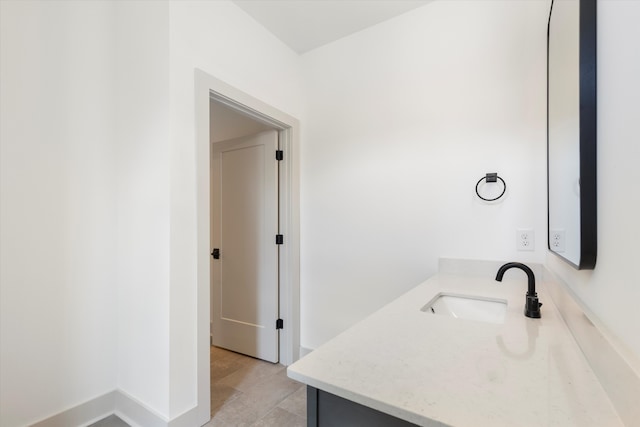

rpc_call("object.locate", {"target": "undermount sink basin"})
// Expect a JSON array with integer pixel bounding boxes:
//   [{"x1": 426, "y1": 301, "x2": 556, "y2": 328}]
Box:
[{"x1": 421, "y1": 293, "x2": 507, "y2": 324}]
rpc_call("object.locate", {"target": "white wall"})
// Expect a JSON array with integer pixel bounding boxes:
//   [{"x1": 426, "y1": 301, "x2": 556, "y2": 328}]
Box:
[
  {"x1": 168, "y1": 0, "x2": 304, "y2": 417},
  {"x1": 0, "y1": 0, "x2": 303, "y2": 423},
  {"x1": 300, "y1": 0, "x2": 548, "y2": 349},
  {"x1": 547, "y1": 0, "x2": 640, "y2": 365},
  {"x1": 1, "y1": 1, "x2": 174, "y2": 424},
  {"x1": 3, "y1": 0, "x2": 638, "y2": 425},
  {"x1": 114, "y1": 1, "x2": 171, "y2": 418},
  {"x1": 0, "y1": 1, "x2": 118, "y2": 425}
]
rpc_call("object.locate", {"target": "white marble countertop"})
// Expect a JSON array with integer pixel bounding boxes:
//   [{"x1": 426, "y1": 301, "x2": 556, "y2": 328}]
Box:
[{"x1": 287, "y1": 273, "x2": 623, "y2": 426}]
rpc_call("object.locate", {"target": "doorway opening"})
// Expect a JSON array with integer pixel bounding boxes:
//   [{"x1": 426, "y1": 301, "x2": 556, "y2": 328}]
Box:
[
  {"x1": 195, "y1": 69, "x2": 301, "y2": 422},
  {"x1": 209, "y1": 103, "x2": 280, "y2": 362}
]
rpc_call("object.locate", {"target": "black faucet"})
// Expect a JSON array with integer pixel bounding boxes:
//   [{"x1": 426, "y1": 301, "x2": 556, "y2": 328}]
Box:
[{"x1": 495, "y1": 262, "x2": 542, "y2": 318}]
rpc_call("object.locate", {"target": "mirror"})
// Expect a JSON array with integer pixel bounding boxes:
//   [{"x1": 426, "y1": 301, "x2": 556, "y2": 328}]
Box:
[{"x1": 547, "y1": 0, "x2": 597, "y2": 269}]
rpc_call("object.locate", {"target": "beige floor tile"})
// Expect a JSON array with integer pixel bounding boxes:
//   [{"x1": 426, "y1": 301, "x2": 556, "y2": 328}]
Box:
[
  {"x1": 216, "y1": 359, "x2": 285, "y2": 392},
  {"x1": 210, "y1": 346, "x2": 250, "y2": 382},
  {"x1": 206, "y1": 395, "x2": 262, "y2": 427},
  {"x1": 211, "y1": 383, "x2": 243, "y2": 414},
  {"x1": 277, "y1": 385, "x2": 306, "y2": 419},
  {"x1": 251, "y1": 407, "x2": 306, "y2": 427},
  {"x1": 210, "y1": 345, "x2": 246, "y2": 362},
  {"x1": 234, "y1": 369, "x2": 303, "y2": 417},
  {"x1": 209, "y1": 346, "x2": 306, "y2": 426}
]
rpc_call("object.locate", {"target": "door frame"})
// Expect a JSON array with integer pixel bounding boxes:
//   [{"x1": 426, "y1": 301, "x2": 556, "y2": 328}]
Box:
[{"x1": 195, "y1": 68, "x2": 301, "y2": 420}]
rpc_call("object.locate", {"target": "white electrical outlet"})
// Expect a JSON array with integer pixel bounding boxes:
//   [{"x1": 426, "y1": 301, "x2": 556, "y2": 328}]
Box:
[
  {"x1": 550, "y1": 229, "x2": 565, "y2": 252},
  {"x1": 517, "y1": 229, "x2": 534, "y2": 251}
]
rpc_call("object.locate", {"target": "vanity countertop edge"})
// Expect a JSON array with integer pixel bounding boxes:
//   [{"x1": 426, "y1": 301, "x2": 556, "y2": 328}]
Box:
[{"x1": 287, "y1": 272, "x2": 623, "y2": 427}]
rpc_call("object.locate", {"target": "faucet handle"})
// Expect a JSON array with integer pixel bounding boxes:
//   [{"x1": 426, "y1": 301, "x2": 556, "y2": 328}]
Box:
[{"x1": 524, "y1": 294, "x2": 542, "y2": 318}]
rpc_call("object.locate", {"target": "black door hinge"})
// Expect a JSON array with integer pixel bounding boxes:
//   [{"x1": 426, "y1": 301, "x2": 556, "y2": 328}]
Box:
[
  {"x1": 276, "y1": 150, "x2": 283, "y2": 161},
  {"x1": 211, "y1": 248, "x2": 220, "y2": 259},
  {"x1": 276, "y1": 318, "x2": 284, "y2": 329},
  {"x1": 276, "y1": 234, "x2": 284, "y2": 245}
]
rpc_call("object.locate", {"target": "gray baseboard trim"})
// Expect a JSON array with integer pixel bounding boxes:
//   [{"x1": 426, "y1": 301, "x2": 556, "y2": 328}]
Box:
[{"x1": 28, "y1": 390, "x2": 198, "y2": 427}]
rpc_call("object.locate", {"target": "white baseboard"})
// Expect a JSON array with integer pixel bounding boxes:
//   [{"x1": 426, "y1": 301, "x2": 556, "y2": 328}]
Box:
[
  {"x1": 114, "y1": 390, "x2": 168, "y2": 427},
  {"x1": 28, "y1": 390, "x2": 189, "y2": 427},
  {"x1": 165, "y1": 406, "x2": 201, "y2": 427},
  {"x1": 30, "y1": 391, "x2": 117, "y2": 427}
]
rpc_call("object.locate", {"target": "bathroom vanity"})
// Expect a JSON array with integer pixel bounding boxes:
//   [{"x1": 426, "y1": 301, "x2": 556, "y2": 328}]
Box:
[{"x1": 287, "y1": 263, "x2": 623, "y2": 426}]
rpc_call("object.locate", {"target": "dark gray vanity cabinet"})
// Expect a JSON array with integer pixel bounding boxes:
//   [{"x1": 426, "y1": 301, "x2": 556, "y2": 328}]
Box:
[{"x1": 307, "y1": 386, "x2": 419, "y2": 427}]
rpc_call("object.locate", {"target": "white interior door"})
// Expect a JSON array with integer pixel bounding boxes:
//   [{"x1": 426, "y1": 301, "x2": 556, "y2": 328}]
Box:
[{"x1": 211, "y1": 130, "x2": 279, "y2": 363}]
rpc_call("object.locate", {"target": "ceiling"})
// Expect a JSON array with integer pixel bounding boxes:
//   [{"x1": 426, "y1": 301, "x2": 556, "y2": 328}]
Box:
[{"x1": 232, "y1": 0, "x2": 433, "y2": 54}]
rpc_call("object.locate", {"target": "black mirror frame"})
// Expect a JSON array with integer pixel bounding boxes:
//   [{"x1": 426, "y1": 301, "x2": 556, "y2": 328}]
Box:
[{"x1": 547, "y1": 0, "x2": 597, "y2": 269}]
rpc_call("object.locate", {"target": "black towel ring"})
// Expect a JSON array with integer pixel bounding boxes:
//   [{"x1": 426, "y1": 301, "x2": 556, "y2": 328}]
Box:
[{"x1": 475, "y1": 173, "x2": 506, "y2": 202}]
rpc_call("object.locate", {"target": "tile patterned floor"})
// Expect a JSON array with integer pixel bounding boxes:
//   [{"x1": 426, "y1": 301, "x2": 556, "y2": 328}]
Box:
[
  {"x1": 89, "y1": 346, "x2": 306, "y2": 427},
  {"x1": 207, "y1": 345, "x2": 306, "y2": 427}
]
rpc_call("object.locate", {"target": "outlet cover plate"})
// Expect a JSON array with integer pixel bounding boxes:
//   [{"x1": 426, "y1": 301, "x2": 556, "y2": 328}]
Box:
[
  {"x1": 550, "y1": 229, "x2": 565, "y2": 252},
  {"x1": 517, "y1": 229, "x2": 534, "y2": 251}
]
